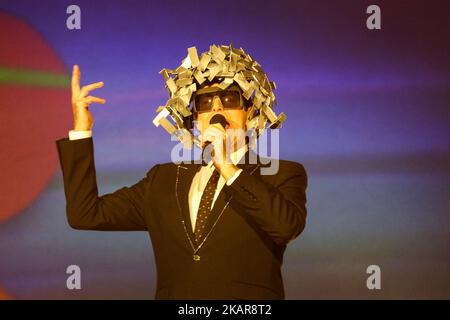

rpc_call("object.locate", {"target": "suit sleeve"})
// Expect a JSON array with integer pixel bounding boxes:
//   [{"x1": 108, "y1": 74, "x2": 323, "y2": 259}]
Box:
[
  {"x1": 56, "y1": 137, "x2": 158, "y2": 231},
  {"x1": 223, "y1": 162, "x2": 308, "y2": 246}
]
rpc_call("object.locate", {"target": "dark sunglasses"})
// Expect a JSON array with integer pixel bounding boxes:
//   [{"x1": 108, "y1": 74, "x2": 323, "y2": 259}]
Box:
[{"x1": 192, "y1": 87, "x2": 245, "y2": 113}]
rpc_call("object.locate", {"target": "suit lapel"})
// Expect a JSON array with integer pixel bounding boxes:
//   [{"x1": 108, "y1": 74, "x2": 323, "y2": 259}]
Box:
[{"x1": 175, "y1": 162, "x2": 201, "y2": 242}]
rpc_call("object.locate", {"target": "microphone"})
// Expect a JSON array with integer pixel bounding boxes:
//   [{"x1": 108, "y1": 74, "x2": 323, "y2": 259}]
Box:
[{"x1": 202, "y1": 114, "x2": 229, "y2": 166}]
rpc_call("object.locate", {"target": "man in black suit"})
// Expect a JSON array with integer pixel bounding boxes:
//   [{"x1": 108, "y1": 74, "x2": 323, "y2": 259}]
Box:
[{"x1": 56, "y1": 45, "x2": 308, "y2": 299}]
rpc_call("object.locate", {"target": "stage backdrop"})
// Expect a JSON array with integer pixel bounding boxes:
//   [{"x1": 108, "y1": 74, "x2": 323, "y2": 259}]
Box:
[{"x1": 0, "y1": 0, "x2": 448, "y2": 299}]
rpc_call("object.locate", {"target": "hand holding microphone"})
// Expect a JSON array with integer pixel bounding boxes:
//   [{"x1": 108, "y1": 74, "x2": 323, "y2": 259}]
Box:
[{"x1": 201, "y1": 114, "x2": 229, "y2": 166}]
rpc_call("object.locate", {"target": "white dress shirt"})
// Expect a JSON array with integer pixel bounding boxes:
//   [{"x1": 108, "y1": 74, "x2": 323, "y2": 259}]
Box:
[{"x1": 68, "y1": 130, "x2": 245, "y2": 231}]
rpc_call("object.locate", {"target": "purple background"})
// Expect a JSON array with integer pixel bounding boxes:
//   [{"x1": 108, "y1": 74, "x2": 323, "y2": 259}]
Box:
[{"x1": 0, "y1": 0, "x2": 449, "y2": 299}]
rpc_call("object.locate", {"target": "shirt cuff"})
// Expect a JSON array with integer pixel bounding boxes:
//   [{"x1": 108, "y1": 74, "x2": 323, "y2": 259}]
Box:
[
  {"x1": 226, "y1": 168, "x2": 243, "y2": 186},
  {"x1": 68, "y1": 130, "x2": 92, "y2": 140}
]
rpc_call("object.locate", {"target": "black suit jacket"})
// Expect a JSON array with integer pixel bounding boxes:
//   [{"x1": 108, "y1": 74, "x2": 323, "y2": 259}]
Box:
[{"x1": 56, "y1": 137, "x2": 308, "y2": 299}]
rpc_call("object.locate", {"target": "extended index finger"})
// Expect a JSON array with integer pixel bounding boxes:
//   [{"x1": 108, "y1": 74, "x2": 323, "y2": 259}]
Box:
[{"x1": 71, "y1": 65, "x2": 80, "y2": 95}]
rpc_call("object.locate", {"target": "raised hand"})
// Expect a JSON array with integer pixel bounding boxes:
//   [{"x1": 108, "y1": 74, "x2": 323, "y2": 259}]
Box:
[{"x1": 71, "y1": 65, "x2": 106, "y2": 131}]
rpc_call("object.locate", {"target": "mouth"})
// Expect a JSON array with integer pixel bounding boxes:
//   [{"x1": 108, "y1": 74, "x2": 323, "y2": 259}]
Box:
[{"x1": 209, "y1": 113, "x2": 230, "y2": 129}]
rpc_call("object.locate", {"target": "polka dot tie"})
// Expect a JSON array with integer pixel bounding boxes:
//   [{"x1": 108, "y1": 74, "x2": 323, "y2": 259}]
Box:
[{"x1": 194, "y1": 169, "x2": 221, "y2": 245}]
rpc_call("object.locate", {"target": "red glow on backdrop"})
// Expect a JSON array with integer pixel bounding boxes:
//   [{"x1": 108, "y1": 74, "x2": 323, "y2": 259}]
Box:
[
  {"x1": 0, "y1": 12, "x2": 71, "y2": 224},
  {"x1": 0, "y1": 285, "x2": 11, "y2": 300}
]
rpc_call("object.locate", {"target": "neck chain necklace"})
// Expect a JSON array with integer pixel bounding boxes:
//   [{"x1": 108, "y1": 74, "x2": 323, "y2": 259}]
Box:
[{"x1": 175, "y1": 165, "x2": 231, "y2": 261}]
